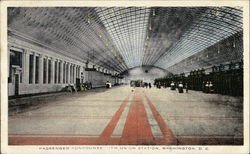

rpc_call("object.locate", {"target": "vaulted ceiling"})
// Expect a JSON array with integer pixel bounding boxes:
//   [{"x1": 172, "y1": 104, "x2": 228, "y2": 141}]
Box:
[{"x1": 8, "y1": 7, "x2": 243, "y2": 74}]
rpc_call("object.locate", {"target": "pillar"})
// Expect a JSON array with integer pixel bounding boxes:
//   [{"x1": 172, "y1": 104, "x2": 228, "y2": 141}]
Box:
[
  {"x1": 69, "y1": 64, "x2": 72, "y2": 83},
  {"x1": 54, "y1": 60, "x2": 57, "y2": 84},
  {"x1": 67, "y1": 63, "x2": 70, "y2": 84},
  {"x1": 23, "y1": 50, "x2": 30, "y2": 84},
  {"x1": 74, "y1": 65, "x2": 76, "y2": 83},
  {"x1": 65, "y1": 62, "x2": 67, "y2": 84},
  {"x1": 51, "y1": 58, "x2": 55, "y2": 84},
  {"x1": 56, "y1": 60, "x2": 59, "y2": 84},
  {"x1": 38, "y1": 54, "x2": 43, "y2": 84},
  {"x1": 60, "y1": 61, "x2": 63, "y2": 84},
  {"x1": 84, "y1": 67, "x2": 88, "y2": 81},
  {"x1": 45, "y1": 57, "x2": 48, "y2": 84},
  {"x1": 63, "y1": 62, "x2": 66, "y2": 83},
  {"x1": 32, "y1": 52, "x2": 36, "y2": 84},
  {"x1": 75, "y1": 65, "x2": 79, "y2": 78},
  {"x1": 71, "y1": 64, "x2": 73, "y2": 83},
  {"x1": 78, "y1": 66, "x2": 80, "y2": 78}
]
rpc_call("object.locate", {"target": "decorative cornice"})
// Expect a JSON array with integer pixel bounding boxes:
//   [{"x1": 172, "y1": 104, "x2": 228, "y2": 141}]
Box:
[{"x1": 8, "y1": 29, "x2": 86, "y2": 64}]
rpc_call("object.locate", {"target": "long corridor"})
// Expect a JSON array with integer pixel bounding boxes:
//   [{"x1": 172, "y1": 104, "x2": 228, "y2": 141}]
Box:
[{"x1": 8, "y1": 86, "x2": 243, "y2": 145}]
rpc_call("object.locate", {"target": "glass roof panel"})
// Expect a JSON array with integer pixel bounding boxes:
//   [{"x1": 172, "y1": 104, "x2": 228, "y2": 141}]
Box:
[
  {"x1": 155, "y1": 7, "x2": 242, "y2": 69},
  {"x1": 96, "y1": 7, "x2": 150, "y2": 68}
]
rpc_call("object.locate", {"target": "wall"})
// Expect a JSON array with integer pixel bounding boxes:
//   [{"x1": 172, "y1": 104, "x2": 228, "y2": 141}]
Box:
[
  {"x1": 86, "y1": 71, "x2": 118, "y2": 88},
  {"x1": 7, "y1": 34, "x2": 116, "y2": 96},
  {"x1": 122, "y1": 66, "x2": 171, "y2": 84}
]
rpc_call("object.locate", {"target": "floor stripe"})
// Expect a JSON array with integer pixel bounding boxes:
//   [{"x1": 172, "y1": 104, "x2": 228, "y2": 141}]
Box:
[
  {"x1": 9, "y1": 115, "x2": 112, "y2": 119},
  {"x1": 8, "y1": 134, "x2": 100, "y2": 137},
  {"x1": 165, "y1": 116, "x2": 243, "y2": 120},
  {"x1": 172, "y1": 105, "x2": 229, "y2": 109},
  {"x1": 70, "y1": 99, "x2": 125, "y2": 102},
  {"x1": 9, "y1": 137, "x2": 106, "y2": 145},
  {"x1": 9, "y1": 135, "x2": 100, "y2": 138},
  {"x1": 37, "y1": 104, "x2": 121, "y2": 108},
  {"x1": 111, "y1": 97, "x2": 132, "y2": 137},
  {"x1": 176, "y1": 134, "x2": 243, "y2": 137},
  {"x1": 99, "y1": 94, "x2": 130, "y2": 138},
  {"x1": 141, "y1": 96, "x2": 164, "y2": 139},
  {"x1": 144, "y1": 94, "x2": 177, "y2": 145},
  {"x1": 148, "y1": 100, "x2": 240, "y2": 104},
  {"x1": 120, "y1": 89, "x2": 154, "y2": 145}
]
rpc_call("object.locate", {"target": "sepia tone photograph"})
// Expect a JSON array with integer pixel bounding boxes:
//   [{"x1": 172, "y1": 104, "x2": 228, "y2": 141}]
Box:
[{"x1": 1, "y1": 0, "x2": 249, "y2": 154}]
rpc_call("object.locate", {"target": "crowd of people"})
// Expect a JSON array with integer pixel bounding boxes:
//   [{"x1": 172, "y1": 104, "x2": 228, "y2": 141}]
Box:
[
  {"x1": 154, "y1": 81, "x2": 189, "y2": 93},
  {"x1": 142, "y1": 82, "x2": 152, "y2": 88}
]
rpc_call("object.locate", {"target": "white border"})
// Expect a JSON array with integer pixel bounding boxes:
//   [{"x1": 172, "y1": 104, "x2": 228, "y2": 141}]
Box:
[{"x1": 1, "y1": 1, "x2": 249, "y2": 154}]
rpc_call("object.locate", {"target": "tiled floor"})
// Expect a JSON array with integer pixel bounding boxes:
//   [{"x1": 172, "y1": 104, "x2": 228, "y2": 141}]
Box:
[{"x1": 8, "y1": 85, "x2": 243, "y2": 145}]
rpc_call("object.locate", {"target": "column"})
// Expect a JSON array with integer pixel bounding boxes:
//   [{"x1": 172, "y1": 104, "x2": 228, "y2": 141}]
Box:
[
  {"x1": 51, "y1": 58, "x2": 55, "y2": 84},
  {"x1": 74, "y1": 65, "x2": 76, "y2": 83},
  {"x1": 72, "y1": 64, "x2": 74, "y2": 83},
  {"x1": 60, "y1": 61, "x2": 63, "y2": 84},
  {"x1": 68, "y1": 63, "x2": 70, "y2": 83},
  {"x1": 77, "y1": 66, "x2": 81, "y2": 78},
  {"x1": 78, "y1": 66, "x2": 80, "y2": 78},
  {"x1": 64, "y1": 62, "x2": 67, "y2": 84},
  {"x1": 65, "y1": 63, "x2": 67, "y2": 83},
  {"x1": 32, "y1": 52, "x2": 36, "y2": 84},
  {"x1": 54, "y1": 60, "x2": 57, "y2": 84},
  {"x1": 75, "y1": 65, "x2": 79, "y2": 78},
  {"x1": 67, "y1": 63, "x2": 70, "y2": 84},
  {"x1": 80, "y1": 66, "x2": 83, "y2": 81},
  {"x1": 69, "y1": 64, "x2": 72, "y2": 83},
  {"x1": 23, "y1": 50, "x2": 30, "y2": 84},
  {"x1": 71, "y1": 64, "x2": 73, "y2": 83},
  {"x1": 61, "y1": 62, "x2": 64, "y2": 84},
  {"x1": 46, "y1": 57, "x2": 48, "y2": 84},
  {"x1": 84, "y1": 67, "x2": 88, "y2": 82},
  {"x1": 56, "y1": 60, "x2": 59, "y2": 84},
  {"x1": 72, "y1": 65, "x2": 74, "y2": 83},
  {"x1": 38, "y1": 54, "x2": 43, "y2": 84},
  {"x1": 63, "y1": 62, "x2": 65, "y2": 83}
]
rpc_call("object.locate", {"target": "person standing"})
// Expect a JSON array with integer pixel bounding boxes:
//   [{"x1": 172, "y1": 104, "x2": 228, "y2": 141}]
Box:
[
  {"x1": 178, "y1": 82, "x2": 184, "y2": 93},
  {"x1": 185, "y1": 83, "x2": 188, "y2": 93},
  {"x1": 106, "y1": 81, "x2": 111, "y2": 88},
  {"x1": 170, "y1": 81, "x2": 175, "y2": 90}
]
